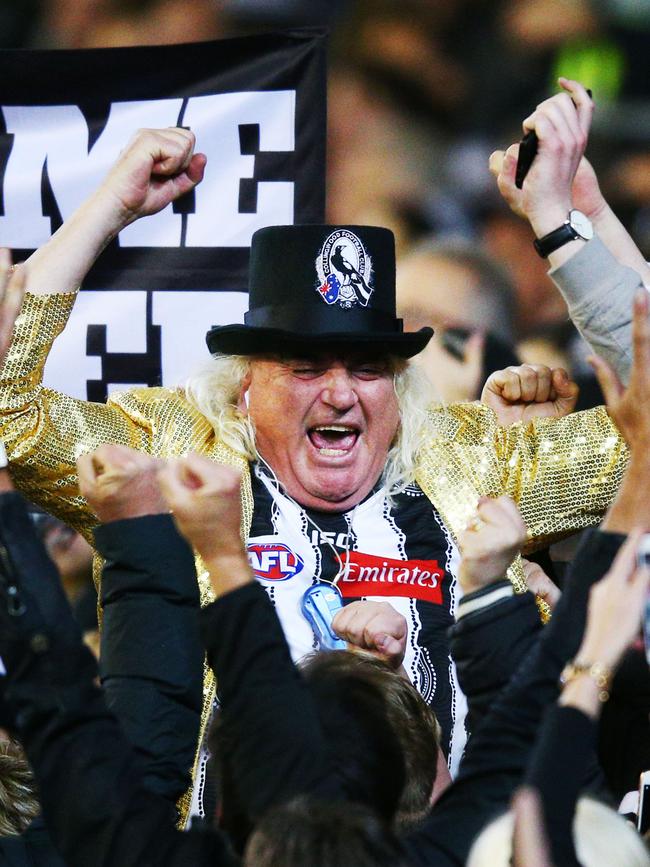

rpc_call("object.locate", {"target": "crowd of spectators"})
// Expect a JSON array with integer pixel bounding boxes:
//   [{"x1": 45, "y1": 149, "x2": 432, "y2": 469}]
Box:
[
  {"x1": 0, "y1": 273, "x2": 648, "y2": 865},
  {"x1": 0, "y1": 1, "x2": 647, "y2": 865}
]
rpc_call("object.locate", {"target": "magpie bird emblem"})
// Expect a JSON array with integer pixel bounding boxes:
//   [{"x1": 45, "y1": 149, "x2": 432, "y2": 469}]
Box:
[{"x1": 315, "y1": 229, "x2": 374, "y2": 308}]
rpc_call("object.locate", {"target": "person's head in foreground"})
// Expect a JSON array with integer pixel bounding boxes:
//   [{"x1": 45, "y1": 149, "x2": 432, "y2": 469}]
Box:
[
  {"x1": 209, "y1": 648, "x2": 440, "y2": 852},
  {"x1": 0, "y1": 736, "x2": 39, "y2": 836},
  {"x1": 300, "y1": 649, "x2": 440, "y2": 830},
  {"x1": 244, "y1": 797, "x2": 411, "y2": 867},
  {"x1": 188, "y1": 224, "x2": 434, "y2": 511}
]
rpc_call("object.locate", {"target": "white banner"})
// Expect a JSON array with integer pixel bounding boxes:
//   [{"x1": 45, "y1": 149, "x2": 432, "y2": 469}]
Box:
[{"x1": 0, "y1": 30, "x2": 327, "y2": 397}]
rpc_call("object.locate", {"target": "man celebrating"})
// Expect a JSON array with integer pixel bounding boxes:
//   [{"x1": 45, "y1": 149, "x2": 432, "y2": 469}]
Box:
[{"x1": 0, "y1": 91, "x2": 630, "y2": 805}]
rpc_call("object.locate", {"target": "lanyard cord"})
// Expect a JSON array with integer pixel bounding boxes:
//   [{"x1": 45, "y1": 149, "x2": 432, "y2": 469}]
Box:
[{"x1": 256, "y1": 455, "x2": 356, "y2": 588}]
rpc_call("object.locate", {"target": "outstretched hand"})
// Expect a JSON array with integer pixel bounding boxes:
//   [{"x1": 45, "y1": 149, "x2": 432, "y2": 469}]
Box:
[
  {"x1": 490, "y1": 78, "x2": 602, "y2": 228},
  {"x1": 490, "y1": 147, "x2": 604, "y2": 225},
  {"x1": 332, "y1": 600, "x2": 408, "y2": 670},
  {"x1": 77, "y1": 444, "x2": 166, "y2": 523},
  {"x1": 481, "y1": 363, "x2": 579, "y2": 426},
  {"x1": 100, "y1": 127, "x2": 206, "y2": 228}
]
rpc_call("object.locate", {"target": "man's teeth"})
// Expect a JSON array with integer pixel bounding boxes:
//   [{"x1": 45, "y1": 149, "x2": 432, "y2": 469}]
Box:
[{"x1": 309, "y1": 425, "x2": 358, "y2": 455}]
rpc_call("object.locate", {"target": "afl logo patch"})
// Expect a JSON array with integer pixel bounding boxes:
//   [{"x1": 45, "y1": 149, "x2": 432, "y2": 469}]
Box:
[
  {"x1": 315, "y1": 229, "x2": 374, "y2": 309},
  {"x1": 247, "y1": 542, "x2": 305, "y2": 582}
]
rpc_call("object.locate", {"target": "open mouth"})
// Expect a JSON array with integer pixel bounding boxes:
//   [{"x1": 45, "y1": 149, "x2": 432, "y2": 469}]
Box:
[{"x1": 307, "y1": 424, "x2": 360, "y2": 456}]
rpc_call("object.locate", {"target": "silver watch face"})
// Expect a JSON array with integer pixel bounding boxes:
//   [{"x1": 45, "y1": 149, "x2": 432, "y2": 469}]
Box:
[{"x1": 569, "y1": 209, "x2": 594, "y2": 241}]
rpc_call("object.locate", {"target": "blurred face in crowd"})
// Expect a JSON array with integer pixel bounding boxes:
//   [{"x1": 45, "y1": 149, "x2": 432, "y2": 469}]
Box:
[
  {"x1": 481, "y1": 213, "x2": 567, "y2": 334},
  {"x1": 398, "y1": 251, "x2": 498, "y2": 334},
  {"x1": 45, "y1": 523, "x2": 92, "y2": 580},
  {"x1": 243, "y1": 353, "x2": 400, "y2": 512},
  {"x1": 398, "y1": 252, "x2": 490, "y2": 403},
  {"x1": 38, "y1": 518, "x2": 93, "y2": 597}
]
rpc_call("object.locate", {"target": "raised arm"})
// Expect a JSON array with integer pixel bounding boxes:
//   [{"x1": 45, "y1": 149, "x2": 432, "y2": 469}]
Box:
[
  {"x1": 23, "y1": 128, "x2": 205, "y2": 294},
  {"x1": 405, "y1": 282, "x2": 650, "y2": 867},
  {"x1": 0, "y1": 130, "x2": 207, "y2": 532},
  {"x1": 0, "y1": 479, "x2": 233, "y2": 867},
  {"x1": 491, "y1": 78, "x2": 648, "y2": 382},
  {"x1": 498, "y1": 291, "x2": 649, "y2": 548},
  {"x1": 77, "y1": 444, "x2": 203, "y2": 809},
  {"x1": 524, "y1": 531, "x2": 650, "y2": 866},
  {"x1": 451, "y1": 496, "x2": 543, "y2": 730}
]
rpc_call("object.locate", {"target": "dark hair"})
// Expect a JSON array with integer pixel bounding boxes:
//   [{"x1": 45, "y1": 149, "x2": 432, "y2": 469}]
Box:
[
  {"x1": 244, "y1": 797, "x2": 412, "y2": 867},
  {"x1": 208, "y1": 649, "x2": 438, "y2": 852},
  {"x1": 301, "y1": 651, "x2": 440, "y2": 829},
  {"x1": 207, "y1": 684, "x2": 406, "y2": 852},
  {"x1": 302, "y1": 662, "x2": 406, "y2": 824}
]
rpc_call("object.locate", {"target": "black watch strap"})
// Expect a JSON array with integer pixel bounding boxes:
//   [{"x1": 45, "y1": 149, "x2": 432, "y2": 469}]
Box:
[{"x1": 533, "y1": 223, "x2": 579, "y2": 259}]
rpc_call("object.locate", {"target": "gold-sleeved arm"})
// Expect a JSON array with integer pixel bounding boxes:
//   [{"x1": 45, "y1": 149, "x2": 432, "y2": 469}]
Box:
[
  {"x1": 0, "y1": 292, "x2": 252, "y2": 830},
  {"x1": 417, "y1": 402, "x2": 627, "y2": 611},
  {"x1": 0, "y1": 292, "x2": 154, "y2": 538},
  {"x1": 498, "y1": 405, "x2": 627, "y2": 551},
  {"x1": 417, "y1": 402, "x2": 628, "y2": 552}
]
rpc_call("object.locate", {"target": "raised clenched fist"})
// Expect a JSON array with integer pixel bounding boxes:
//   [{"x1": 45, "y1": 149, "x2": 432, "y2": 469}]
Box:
[{"x1": 98, "y1": 127, "x2": 206, "y2": 228}]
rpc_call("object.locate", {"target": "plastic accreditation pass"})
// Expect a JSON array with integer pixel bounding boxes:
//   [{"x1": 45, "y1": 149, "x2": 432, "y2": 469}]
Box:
[{"x1": 301, "y1": 583, "x2": 347, "y2": 651}]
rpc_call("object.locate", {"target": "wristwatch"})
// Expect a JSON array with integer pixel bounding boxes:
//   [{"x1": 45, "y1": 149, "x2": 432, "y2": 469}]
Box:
[{"x1": 533, "y1": 209, "x2": 594, "y2": 258}]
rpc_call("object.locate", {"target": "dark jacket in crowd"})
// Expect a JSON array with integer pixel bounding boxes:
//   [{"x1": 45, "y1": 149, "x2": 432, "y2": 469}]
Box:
[
  {"x1": 0, "y1": 498, "x2": 204, "y2": 865},
  {"x1": 96, "y1": 513, "x2": 204, "y2": 805},
  {"x1": 525, "y1": 703, "x2": 598, "y2": 866},
  {"x1": 428, "y1": 531, "x2": 622, "y2": 866}
]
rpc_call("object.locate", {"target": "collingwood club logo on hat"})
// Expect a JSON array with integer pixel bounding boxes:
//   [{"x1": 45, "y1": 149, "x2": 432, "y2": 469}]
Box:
[{"x1": 315, "y1": 229, "x2": 374, "y2": 309}]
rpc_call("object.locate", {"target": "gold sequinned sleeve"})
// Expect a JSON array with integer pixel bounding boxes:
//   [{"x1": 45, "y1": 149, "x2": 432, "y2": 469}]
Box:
[
  {"x1": 0, "y1": 291, "x2": 253, "y2": 829},
  {"x1": 0, "y1": 292, "x2": 154, "y2": 539},
  {"x1": 498, "y1": 405, "x2": 628, "y2": 550},
  {"x1": 417, "y1": 402, "x2": 627, "y2": 613},
  {"x1": 417, "y1": 402, "x2": 628, "y2": 552}
]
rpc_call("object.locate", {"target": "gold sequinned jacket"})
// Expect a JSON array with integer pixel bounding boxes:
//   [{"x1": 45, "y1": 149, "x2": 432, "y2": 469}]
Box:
[{"x1": 0, "y1": 291, "x2": 629, "y2": 822}]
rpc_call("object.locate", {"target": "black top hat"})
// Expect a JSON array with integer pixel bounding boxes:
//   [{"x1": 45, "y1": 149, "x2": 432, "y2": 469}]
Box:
[{"x1": 205, "y1": 225, "x2": 433, "y2": 358}]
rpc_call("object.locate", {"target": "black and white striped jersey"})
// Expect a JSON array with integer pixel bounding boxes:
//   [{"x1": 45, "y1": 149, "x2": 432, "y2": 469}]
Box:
[{"x1": 247, "y1": 462, "x2": 468, "y2": 772}]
